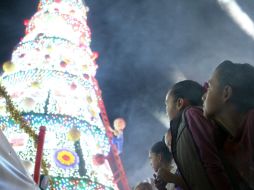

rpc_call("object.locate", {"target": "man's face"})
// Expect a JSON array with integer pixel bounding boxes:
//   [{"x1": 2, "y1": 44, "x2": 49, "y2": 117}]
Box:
[
  {"x1": 149, "y1": 151, "x2": 161, "y2": 172},
  {"x1": 165, "y1": 93, "x2": 178, "y2": 120},
  {"x1": 203, "y1": 71, "x2": 224, "y2": 118}
]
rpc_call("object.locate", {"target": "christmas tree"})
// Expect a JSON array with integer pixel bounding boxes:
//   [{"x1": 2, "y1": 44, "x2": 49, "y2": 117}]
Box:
[{"x1": 0, "y1": 0, "x2": 129, "y2": 189}]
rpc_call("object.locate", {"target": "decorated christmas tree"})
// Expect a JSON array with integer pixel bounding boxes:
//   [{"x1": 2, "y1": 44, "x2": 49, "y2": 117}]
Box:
[{"x1": 0, "y1": 0, "x2": 129, "y2": 189}]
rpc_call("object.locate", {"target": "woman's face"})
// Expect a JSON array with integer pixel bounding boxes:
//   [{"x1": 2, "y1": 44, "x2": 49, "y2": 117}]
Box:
[{"x1": 203, "y1": 71, "x2": 225, "y2": 119}]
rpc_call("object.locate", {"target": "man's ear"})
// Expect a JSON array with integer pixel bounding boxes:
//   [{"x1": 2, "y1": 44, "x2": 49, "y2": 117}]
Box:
[
  {"x1": 176, "y1": 98, "x2": 185, "y2": 111},
  {"x1": 223, "y1": 85, "x2": 232, "y2": 103}
]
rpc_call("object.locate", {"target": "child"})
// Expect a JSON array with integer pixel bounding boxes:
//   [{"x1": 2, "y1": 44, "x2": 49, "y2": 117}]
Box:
[
  {"x1": 149, "y1": 141, "x2": 184, "y2": 190},
  {"x1": 135, "y1": 182, "x2": 153, "y2": 190}
]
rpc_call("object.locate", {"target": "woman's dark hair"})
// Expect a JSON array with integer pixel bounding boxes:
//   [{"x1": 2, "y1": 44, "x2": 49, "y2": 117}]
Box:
[
  {"x1": 150, "y1": 141, "x2": 172, "y2": 162},
  {"x1": 169, "y1": 80, "x2": 204, "y2": 106},
  {"x1": 216, "y1": 60, "x2": 254, "y2": 112}
]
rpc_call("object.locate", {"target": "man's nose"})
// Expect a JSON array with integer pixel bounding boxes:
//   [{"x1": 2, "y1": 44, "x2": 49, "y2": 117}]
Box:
[{"x1": 202, "y1": 92, "x2": 207, "y2": 102}]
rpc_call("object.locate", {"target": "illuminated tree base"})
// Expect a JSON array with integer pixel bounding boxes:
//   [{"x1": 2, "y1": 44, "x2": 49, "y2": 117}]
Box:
[
  {"x1": 49, "y1": 176, "x2": 113, "y2": 190},
  {"x1": 0, "y1": 114, "x2": 114, "y2": 188}
]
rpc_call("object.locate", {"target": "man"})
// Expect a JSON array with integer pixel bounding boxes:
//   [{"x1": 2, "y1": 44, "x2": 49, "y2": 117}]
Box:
[
  {"x1": 157, "y1": 80, "x2": 233, "y2": 190},
  {"x1": 203, "y1": 60, "x2": 254, "y2": 189}
]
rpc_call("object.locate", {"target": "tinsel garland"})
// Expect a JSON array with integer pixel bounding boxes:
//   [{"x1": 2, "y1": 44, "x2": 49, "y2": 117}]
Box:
[{"x1": 0, "y1": 83, "x2": 53, "y2": 188}]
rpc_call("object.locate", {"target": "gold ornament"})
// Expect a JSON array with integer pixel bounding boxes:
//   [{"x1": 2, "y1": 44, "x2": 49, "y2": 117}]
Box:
[
  {"x1": 89, "y1": 108, "x2": 97, "y2": 117},
  {"x1": 86, "y1": 96, "x2": 93, "y2": 103},
  {"x1": 31, "y1": 81, "x2": 41, "y2": 89},
  {"x1": 47, "y1": 45, "x2": 53, "y2": 52},
  {"x1": 0, "y1": 105, "x2": 6, "y2": 112},
  {"x1": 63, "y1": 58, "x2": 71, "y2": 64},
  {"x1": 82, "y1": 65, "x2": 88, "y2": 72},
  {"x1": 3, "y1": 61, "x2": 15, "y2": 73},
  {"x1": 67, "y1": 127, "x2": 81, "y2": 142}
]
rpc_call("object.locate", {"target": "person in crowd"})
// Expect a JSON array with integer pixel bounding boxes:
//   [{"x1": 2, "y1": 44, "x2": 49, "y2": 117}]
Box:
[
  {"x1": 158, "y1": 80, "x2": 234, "y2": 190},
  {"x1": 203, "y1": 60, "x2": 254, "y2": 189},
  {"x1": 149, "y1": 141, "x2": 186, "y2": 190},
  {"x1": 135, "y1": 182, "x2": 153, "y2": 190}
]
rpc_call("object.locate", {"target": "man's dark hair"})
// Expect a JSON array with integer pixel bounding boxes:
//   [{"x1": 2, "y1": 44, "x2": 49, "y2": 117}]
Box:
[
  {"x1": 216, "y1": 60, "x2": 254, "y2": 112},
  {"x1": 169, "y1": 80, "x2": 204, "y2": 106},
  {"x1": 150, "y1": 141, "x2": 172, "y2": 162}
]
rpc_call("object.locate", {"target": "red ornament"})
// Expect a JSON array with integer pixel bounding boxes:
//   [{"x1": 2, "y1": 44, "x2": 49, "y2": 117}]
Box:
[
  {"x1": 92, "y1": 154, "x2": 105, "y2": 166},
  {"x1": 83, "y1": 74, "x2": 89, "y2": 79},
  {"x1": 70, "y1": 83, "x2": 77, "y2": 90},
  {"x1": 91, "y1": 52, "x2": 99, "y2": 61},
  {"x1": 60, "y1": 61, "x2": 67, "y2": 68},
  {"x1": 45, "y1": 54, "x2": 50, "y2": 59},
  {"x1": 23, "y1": 19, "x2": 29, "y2": 26},
  {"x1": 55, "y1": 0, "x2": 61, "y2": 3}
]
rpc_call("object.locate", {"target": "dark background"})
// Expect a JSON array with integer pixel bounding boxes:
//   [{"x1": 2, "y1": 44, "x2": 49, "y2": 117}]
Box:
[{"x1": 1, "y1": 0, "x2": 254, "y2": 187}]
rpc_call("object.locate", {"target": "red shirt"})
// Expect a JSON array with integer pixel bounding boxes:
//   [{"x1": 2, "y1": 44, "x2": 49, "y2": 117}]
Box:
[
  {"x1": 223, "y1": 109, "x2": 254, "y2": 189},
  {"x1": 185, "y1": 107, "x2": 234, "y2": 190}
]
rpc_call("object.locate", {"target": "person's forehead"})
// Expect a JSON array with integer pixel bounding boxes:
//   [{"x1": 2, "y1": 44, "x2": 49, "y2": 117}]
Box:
[
  {"x1": 211, "y1": 70, "x2": 220, "y2": 82},
  {"x1": 165, "y1": 91, "x2": 170, "y2": 100},
  {"x1": 165, "y1": 93, "x2": 170, "y2": 105},
  {"x1": 166, "y1": 92, "x2": 174, "y2": 101},
  {"x1": 149, "y1": 151, "x2": 156, "y2": 156}
]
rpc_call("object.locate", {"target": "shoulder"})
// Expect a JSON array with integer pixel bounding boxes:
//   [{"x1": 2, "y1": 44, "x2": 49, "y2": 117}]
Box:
[
  {"x1": 247, "y1": 109, "x2": 254, "y2": 118},
  {"x1": 184, "y1": 106, "x2": 216, "y2": 131},
  {"x1": 185, "y1": 106, "x2": 204, "y2": 119}
]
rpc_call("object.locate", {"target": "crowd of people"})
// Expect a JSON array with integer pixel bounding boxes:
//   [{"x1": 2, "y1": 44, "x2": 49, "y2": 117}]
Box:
[{"x1": 135, "y1": 60, "x2": 254, "y2": 190}]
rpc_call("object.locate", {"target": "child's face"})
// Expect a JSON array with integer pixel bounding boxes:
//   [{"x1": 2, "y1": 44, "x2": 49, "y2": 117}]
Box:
[
  {"x1": 135, "y1": 186, "x2": 149, "y2": 190},
  {"x1": 164, "y1": 131, "x2": 172, "y2": 151},
  {"x1": 149, "y1": 151, "x2": 161, "y2": 172},
  {"x1": 135, "y1": 183, "x2": 152, "y2": 190}
]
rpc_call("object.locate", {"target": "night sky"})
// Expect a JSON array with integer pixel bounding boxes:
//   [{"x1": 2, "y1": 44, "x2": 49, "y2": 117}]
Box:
[{"x1": 0, "y1": 0, "x2": 254, "y2": 187}]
